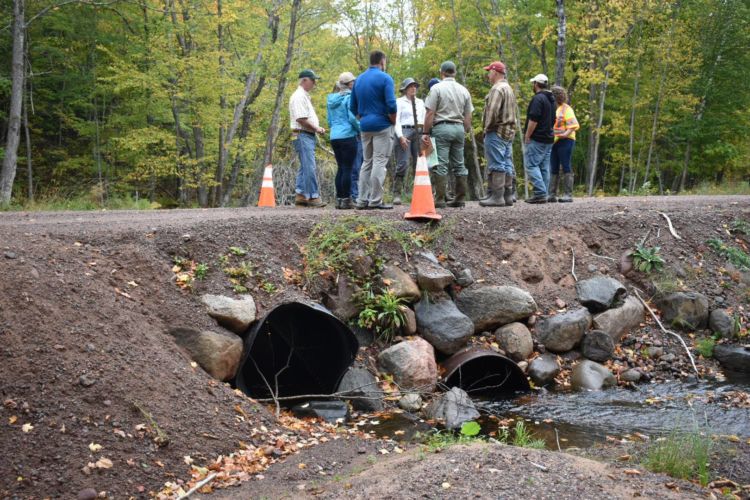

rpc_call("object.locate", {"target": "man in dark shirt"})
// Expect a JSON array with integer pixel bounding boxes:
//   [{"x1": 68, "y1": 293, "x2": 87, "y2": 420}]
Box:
[{"x1": 523, "y1": 73, "x2": 556, "y2": 203}]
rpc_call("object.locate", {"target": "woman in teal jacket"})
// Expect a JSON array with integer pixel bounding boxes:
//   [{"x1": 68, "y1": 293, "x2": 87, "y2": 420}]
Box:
[{"x1": 327, "y1": 72, "x2": 361, "y2": 209}]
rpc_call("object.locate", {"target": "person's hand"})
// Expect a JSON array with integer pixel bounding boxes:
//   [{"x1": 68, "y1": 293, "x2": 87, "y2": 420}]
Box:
[
  {"x1": 316, "y1": 126, "x2": 326, "y2": 134},
  {"x1": 399, "y1": 136, "x2": 410, "y2": 150},
  {"x1": 421, "y1": 134, "x2": 431, "y2": 146},
  {"x1": 524, "y1": 136, "x2": 531, "y2": 144}
]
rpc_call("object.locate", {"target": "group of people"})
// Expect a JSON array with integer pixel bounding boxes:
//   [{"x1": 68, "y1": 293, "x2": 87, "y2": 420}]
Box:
[{"x1": 287, "y1": 50, "x2": 579, "y2": 209}]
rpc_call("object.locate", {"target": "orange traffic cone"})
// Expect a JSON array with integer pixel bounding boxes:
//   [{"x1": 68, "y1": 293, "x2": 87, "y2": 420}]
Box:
[
  {"x1": 405, "y1": 155, "x2": 442, "y2": 221},
  {"x1": 257, "y1": 164, "x2": 276, "y2": 207}
]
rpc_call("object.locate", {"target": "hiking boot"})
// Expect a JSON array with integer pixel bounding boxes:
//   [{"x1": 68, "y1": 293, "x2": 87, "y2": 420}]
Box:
[
  {"x1": 479, "y1": 172, "x2": 507, "y2": 207},
  {"x1": 447, "y1": 176, "x2": 468, "y2": 207},
  {"x1": 559, "y1": 173, "x2": 574, "y2": 202},
  {"x1": 340, "y1": 197, "x2": 354, "y2": 209},
  {"x1": 479, "y1": 171, "x2": 494, "y2": 201},
  {"x1": 433, "y1": 174, "x2": 448, "y2": 208},
  {"x1": 524, "y1": 194, "x2": 548, "y2": 204},
  {"x1": 294, "y1": 193, "x2": 308, "y2": 206},
  {"x1": 548, "y1": 174, "x2": 559, "y2": 202},
  {"x1": 504, "y1": 173, "x2": 514, "y2": 206},
  {"x1": 307, "y1": 197, "x2": 327, "y2": 208},
  {"x1": 392, "y1": 175, "x2": 404, "y2": 205},
  {"x1": 368, "y1": 202, "x2": 393, "y2": 210}
]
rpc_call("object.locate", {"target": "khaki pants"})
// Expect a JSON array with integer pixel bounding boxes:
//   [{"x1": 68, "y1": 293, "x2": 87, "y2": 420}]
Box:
[{"x1": 358, "y1": 126, "x2": 393, "y2": 206}]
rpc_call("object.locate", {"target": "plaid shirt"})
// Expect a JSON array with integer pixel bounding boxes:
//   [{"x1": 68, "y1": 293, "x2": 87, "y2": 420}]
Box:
[{"x1": 482, "y1": 80, "x2": 517, "y2": 141}]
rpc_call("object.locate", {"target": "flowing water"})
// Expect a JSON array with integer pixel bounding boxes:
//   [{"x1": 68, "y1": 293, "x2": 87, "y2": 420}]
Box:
[{"x1": 367, "y1": 371, "x2": 750, "y2": 449}]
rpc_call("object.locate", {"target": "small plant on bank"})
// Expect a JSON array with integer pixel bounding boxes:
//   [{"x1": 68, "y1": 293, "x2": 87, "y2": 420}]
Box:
[
  {"x1": 695, "y1": 337, "x2": 716, "y2": 358},
  {"x1": 644, "y1": 427, "x2": 712, "y2": 486},
  {"x1": 730, "y1": 219, "x2": 750, "y2": 235},
  {"x1": 194, "y1": 262, "x2": 209, "y2": 280},
  {"x1": 357, "y1": 287, "x2": 406, "y2": 344},
  {"x1": 260, "y1": 281, "x2": 278, "y2": 294},
  {"x1": 229, "y1": 246, "x2": 248, "y2": 256},
  {"x1": 498, "y1": 421, "x2": 546, "y2": 449},
  {"x1": 630, "y1": 244, "x2": 665, "y2": 274},
  {"x1": 423, "y1": 427, "x2": 482, "y2": 452},
  {"x1": 707, "y1": 238, "x2": 750, "y2": 270}
]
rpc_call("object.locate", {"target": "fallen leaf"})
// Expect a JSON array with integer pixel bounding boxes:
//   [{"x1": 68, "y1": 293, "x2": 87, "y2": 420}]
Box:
[
  {"x1": 298, "y1": 463, "x2": 307, "y2": 469},
  {"x1": 89, "y1": 443, "x2": 103, "y2": 452},
  {"x1": 8, "y1": 416, "x2": 17, "y2": 424},
  {"x1": 184, "y1": 456, "x2": 193, "y2": 465},
  {"x1": 624, "y1": 469, "x2": 642, "y2": 475},
  {"x1": 95, "y1": 458, "x2": 113, "y2": 469},
  {"x1": 617, "y1": 454, "x2": 631, "y2": 461},
  {"x1": 155, "y1": 460, "x2": 165, "y2": 468},
  {"x1": 726, "y1": 435, "x2": 740, "y2": 443},
  {"x1": 442, "y1": 482, "x2": 451, "y2": 489},
  {"x1": 127, "y1": 280, "x2": 139, "y2": 287},
  {"x1": 21, "y1": 423, "x2": 33, "y2": 433},
  {"x1": 378, "y1": 449, "x2": 389, "y2": 455}
]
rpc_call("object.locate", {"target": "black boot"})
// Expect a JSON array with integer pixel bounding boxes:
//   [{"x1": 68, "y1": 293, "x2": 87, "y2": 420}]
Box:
[
  {"x1": 340, "y1": 197, "x2": 353, "y2": 209},
  {"x1": 447, "y1": 176, "x2": 468, "y2": 207},
  {"x1": 433, "y1": 174, "x2": 448, "y2": 208},
  {"x1": 559, "y1": 173, "x2": 574, "y2": 202},
  {"x1": 479, "y1": 172, "x2": 507, "y2": 207},
  {"x1": 392, "y1": 175, "x2": 404, "y2": 205},
  {"x1": 548, "y1": 174, "x2": 559, "y2": 202},
  {"x1": 479, "y1": 172, "x2": 494, "y2": 201}
]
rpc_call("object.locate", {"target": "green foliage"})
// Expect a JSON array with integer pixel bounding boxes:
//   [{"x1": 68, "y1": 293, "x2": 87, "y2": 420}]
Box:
[
  {"x1": 460, "y1": 421, "x2": 481, "y2": 437},
  {"x1": 498, "y1": 421, "x2": 546, "y2": 449},
  {"x1": 695, "y1": 337, "x2": 715, "y2": 358},
  {"x1": 357, "y1": 287, "x2": 406, "y2": 344},
  {"x1": 631, "y1": 245, "x2": 665, "y2": 274},
  {"x1": 260, "y1": 281, "x2": 278, "y2": 294},
  {"x1": 422, "y1": 429, "x2": 481, "y2": 452},
  {"x1": 707, "y1": 238, "x2": 750, "y2": 270},
  {"x1": 644, "y1": 427, "x2": 712, "y2": 486},
  {"x1": 229, "y1": 246, "x2": 248, "y2": 257},
  {"x1": 730, "y1": 219, "x2": 750, "y2": 235},
  {"x1": 194, "y1": 263, "x2": 209, "y2": 280}
]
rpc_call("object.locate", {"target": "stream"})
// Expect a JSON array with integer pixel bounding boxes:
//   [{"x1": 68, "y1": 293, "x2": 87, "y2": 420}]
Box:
[{"x1": 366, "y1": 371, "x2": 750, "y2": 449}]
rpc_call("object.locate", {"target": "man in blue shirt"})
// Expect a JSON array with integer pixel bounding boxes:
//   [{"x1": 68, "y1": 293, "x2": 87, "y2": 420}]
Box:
[{"x1": 350, "y1": 51, "x2": 397, "y2": 209}]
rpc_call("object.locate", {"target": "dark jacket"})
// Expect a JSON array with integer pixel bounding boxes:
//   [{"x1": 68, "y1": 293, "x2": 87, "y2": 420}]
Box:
[{"x1": 525, "y1": 90, "x2": 556, "y2": 144}]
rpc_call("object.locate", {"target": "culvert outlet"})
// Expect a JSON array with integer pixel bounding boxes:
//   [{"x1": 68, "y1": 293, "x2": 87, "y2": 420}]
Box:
[
  {"x1": 235, "y1": 302, "x2": 358, "y2": 402},
  {"x1": 441, "y1": 348, "x2": 530, "y2": 397}
]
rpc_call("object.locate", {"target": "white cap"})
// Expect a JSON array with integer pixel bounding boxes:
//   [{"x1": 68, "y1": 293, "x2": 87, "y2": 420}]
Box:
[{"x1": 529, "y1": 73, "x2": 549, "y2": 85}]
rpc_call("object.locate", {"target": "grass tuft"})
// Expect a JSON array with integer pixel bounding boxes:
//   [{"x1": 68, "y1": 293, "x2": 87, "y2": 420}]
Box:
[{"x1": 644, "y1": 427, "x2": 712, "y2": 486}]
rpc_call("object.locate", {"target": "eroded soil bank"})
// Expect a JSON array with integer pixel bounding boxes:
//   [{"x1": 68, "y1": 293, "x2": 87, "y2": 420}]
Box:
[{"x1": 1, "y1": 195, "x2": 748, "y2": 499}]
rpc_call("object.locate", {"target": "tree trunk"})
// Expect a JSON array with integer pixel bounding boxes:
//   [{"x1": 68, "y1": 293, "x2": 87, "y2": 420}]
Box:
[
  {"x1": 586, "y1": 70, "x2": 609, "y2": 196},
  {"x1": 626, "y1": 69, "x2": 640, "y2": 193},
  {"x1": 555, "y1": 0, "x2": 566, "y2": 86},
  {"x1": 23, "y1": 28, "x2": 32, "y2": 202},
  {"x1": 212, "y1": 0, "x2": 226, "y2": 207},
  {"x1": 678, "y1": 142, "x2": 690, "y2": 193},
  {"x1": 1, "y1": 0, "x2": 25, "y2": 206}
]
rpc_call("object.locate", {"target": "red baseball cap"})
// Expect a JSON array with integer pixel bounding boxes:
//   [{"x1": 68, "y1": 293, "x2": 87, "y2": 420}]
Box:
[{"x1": 483, "y1": 61, "x2": 506, "y2": 73}]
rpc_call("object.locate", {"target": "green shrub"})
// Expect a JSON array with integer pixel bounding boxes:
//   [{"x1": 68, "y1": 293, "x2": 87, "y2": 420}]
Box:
[
  {"x1": 631, "y1": 244, "x2": 665, "y2": 274},
  {"x1": 357, "y1": 287, "x2": 406, "y2": 344},
  {"x1": 695, "y1": 337, "x2": 715, "y2": 358},
  {"x1": 498, "y1": 421, "x2": 546, "y2": 449},
  {"x1": 644, "y1": 428, "x2": 712, "y2": 486},
  {"x1": 707, "y1": 238, "x2": 750, "y2": 270}
]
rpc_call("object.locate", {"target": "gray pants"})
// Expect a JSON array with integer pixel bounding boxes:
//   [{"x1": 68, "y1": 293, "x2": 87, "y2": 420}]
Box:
[
  {"x1": 358, "y1": 126, "x2": 393, "y2": 206},
  {"x1": 394, "y1": 127, "x2": 420, "y2": 178}
]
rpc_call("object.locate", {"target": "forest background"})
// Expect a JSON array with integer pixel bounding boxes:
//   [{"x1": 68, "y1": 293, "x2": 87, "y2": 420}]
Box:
[{"x1": 1, "y1": 0, "x2": 748, "y2": 209}]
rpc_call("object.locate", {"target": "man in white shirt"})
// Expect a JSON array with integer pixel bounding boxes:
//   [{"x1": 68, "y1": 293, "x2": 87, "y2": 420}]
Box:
[
  {"x1": 289, "y1": 69, "x2": 326, "y2": 208},
  {"x1": 392, "y1": 78, "x2": 426, "y2": 205}
]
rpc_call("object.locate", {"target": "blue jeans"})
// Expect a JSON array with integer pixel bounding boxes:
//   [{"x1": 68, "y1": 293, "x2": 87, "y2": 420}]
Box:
[
  {"x1": 293, "y1": 132, "x2": 320, "y2": 199},
  {"x1": 351, "y1": 137, "x2": 362, "y2": 201},
  {"x1": 331, "y1": 136, "x2": 358, "y2": 198},
  {"x1": 484, "y1": 132, "x2": 514, "y2": 175},
  {"x1": 550, "y1": 139, "x2": 575, "y2": 175},
  {"x1": 524, "y1": 140, "x2": 552, "y2": 197}
]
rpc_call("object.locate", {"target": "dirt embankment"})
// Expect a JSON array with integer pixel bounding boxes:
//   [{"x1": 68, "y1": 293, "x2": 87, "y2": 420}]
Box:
[{"x1": 0, "y1": 195, "x2": 748, "y2": 499}]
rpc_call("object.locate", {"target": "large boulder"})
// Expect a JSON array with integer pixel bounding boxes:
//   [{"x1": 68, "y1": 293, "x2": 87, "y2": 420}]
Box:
[
  {"x1": 415, "y1": 261, "x2": 455, "y2": 292},
  {"x1": 415, "y1": 296, "x2": 474, "y2": 354},
  {"x1": 709, "y1": 309, "x2": 736, "y2": 338},
  {"x1": 536, "y1": 307, "x2": 592, "y2": 353},
  {"x1": 713, "y1": 345, "x2": 750, "y2": 373},
  {"x1": 337, "y1": 367, "x2": 384, "y2": 412},
  {"x1": 570, "y1": 360, "x2": 616, "y2": 391},
  {"x1": 657, "y1": 292, "x2": 709, "y2": 330},
  {"x1": 592, "y1": 296, "x2": 645, "y2": 341},
  {"x1": 381, "y1": 264, "x2": 421, "y2": 303},
  {"x1": 495, "y1": 323, "x2": 534, "y2": 361},
  {"x1": 424, "y1": 387, "x2": 480, "y2": 430},
  {"x1": 168, "y1": 327, "x2": 243, "y2": 381},
  {"x1": 456, "y1": 286, "x2": 537, "y2": 333},
  {"x1": 528, "y1": 354, "x2": 561, "y2": 386},
  {"x1": 580, "y1": 330, "x2": 616, "y2": 362},
  {"x1": 201, "y1": 294, "x2": 257, "y2": 334},
  {"x1": 322, "y1": 276, "x2": 360, "y2": 322},
  {"x1": 378, "y1": 337, "x2": 438, "y2": 392},
  {"x1": 575, "y1": 276, "x2": 627, "y2": 313}
]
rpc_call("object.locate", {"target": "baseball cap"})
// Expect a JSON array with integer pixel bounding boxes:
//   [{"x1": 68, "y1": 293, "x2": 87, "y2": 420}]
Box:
[
  {"x1": 483, "y1": 61, "x2": 507, "y2": 73},
  {"x1": 338, "y1": 72, "x2": 355, "y2": 85},
  {"x1": 428, "y1": 78, "x2": 440, "y2": 89},
  {"x1": 440, "y1": 60, "x2": 457, "y2": 73},
  {"x1": 299, "y1": 69, "x2": 321, "y2": 80},
  {"x1": 529, "y1": 73, "x2": 548, "y2": 84}
]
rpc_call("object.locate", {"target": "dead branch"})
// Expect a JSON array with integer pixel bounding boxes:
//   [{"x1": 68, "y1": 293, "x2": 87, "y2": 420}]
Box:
[
  {"x1": 179, "y1": 473, "x2": 217, "y2": 499},
  {"x1": 633, "y1": 289, "x2": 700, "y2": 378},
  {"x1": 570, "y1": 247, "x2": 578, "y2": 282},
  {"x1": 658, "y1": 212, "x2": 682, "y2": 240},
  {"x1": 591, "y1": 253, "x2": 616, "y2": 261}
]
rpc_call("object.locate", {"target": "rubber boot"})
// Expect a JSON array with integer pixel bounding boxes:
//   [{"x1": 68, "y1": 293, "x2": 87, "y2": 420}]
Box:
[
  {"x1": 479, "y1": 172, "x2": 507, "y2": 207},
  {"x1": 392, "y1": 176, "x2": 404, "y2": 205},
  {"x1": 547, "y1": 174, "x2": 559, "y2": 202},
  {"x1": 503, "y1": 173, "x2": 514, "y2": 206},
  {"x1": 559, "y1": 173, "x2": 574, "y2": 202},
  {"x1": 479, "y1": 172, "x2": 494, "y2": 201},
  {"x1": 447, "y1": 176, "x2": 468, "y2": 207},
  {"x1": 433, "y1": 174, "x2": 448, "y2": 208}
]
